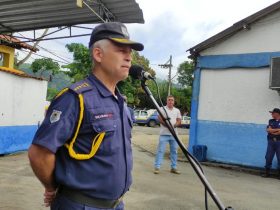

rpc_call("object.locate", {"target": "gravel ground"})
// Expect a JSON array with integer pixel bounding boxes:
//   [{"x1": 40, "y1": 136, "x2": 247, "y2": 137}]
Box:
[{"x1": 1, "y1": 126, "x2": 280, "y2": 210}]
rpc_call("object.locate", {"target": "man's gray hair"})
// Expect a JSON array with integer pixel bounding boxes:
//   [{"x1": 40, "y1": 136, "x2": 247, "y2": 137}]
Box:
[{"x1": 90, "y1": 39, "x2": 110, "y2": 66}]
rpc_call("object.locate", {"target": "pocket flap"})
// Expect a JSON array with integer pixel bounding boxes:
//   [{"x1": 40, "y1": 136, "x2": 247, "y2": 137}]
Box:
[{"x1": 92, "y1": 119, "x2": 117, "y2": 133}]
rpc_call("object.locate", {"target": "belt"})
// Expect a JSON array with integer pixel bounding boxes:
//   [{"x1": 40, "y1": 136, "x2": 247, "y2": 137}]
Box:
[
  {"x1": 58, "y1": 186, "x2": 123, "y2": 209},
  {"x1": 270, "y1": 137, "x2": 280, "y2": 142}
]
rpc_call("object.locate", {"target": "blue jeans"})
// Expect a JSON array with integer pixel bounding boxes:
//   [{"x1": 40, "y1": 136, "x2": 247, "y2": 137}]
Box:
[
  {"x1": 265, "y1": 139, "x2": 280, "y2": 169},
  {"x1": 51, "y1": 194, "x2": 124, "y2": 210},
  {"x1": 154, "y1": 135, "x2": 178, "y2": 169}
]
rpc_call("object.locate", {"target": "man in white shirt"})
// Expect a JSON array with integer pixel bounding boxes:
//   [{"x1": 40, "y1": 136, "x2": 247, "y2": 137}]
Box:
[{"x1": 154, "y1": 95, "x2": 182, "y2": 174}]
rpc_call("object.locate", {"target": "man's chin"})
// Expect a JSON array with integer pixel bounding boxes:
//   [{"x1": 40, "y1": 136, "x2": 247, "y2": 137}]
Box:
[
  {"x1": 115, "y1": 74, "x2": 129, "y2": 83},
  {"x1": 121, "y1": 74, "x2": 129, "y2": 81}
]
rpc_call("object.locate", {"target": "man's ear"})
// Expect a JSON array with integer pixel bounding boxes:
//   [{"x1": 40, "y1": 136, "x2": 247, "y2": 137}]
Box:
[{"x1": 93, "y1": 47, "x2": 103, "y2": 63}]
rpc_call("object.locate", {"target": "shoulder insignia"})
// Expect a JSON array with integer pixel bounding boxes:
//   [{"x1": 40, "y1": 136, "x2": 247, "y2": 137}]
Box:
[
  {"x1": 74, "y1": 82, "x2": 90, "y2": 91},
  {"x1": 69, "y1": 79, "x2": 93, "y2": 94},
  {"x1": 50, "y1": 109, "x2": 62, "y2": 123}
]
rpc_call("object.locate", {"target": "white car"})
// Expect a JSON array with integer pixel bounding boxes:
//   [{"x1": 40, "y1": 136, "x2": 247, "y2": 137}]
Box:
[
  {"x1": 134, "y1": 109, "x2": 156, "y2": 126},
  {"x1": 180, "y1": 116, "x2": 191, "y2": 128}
]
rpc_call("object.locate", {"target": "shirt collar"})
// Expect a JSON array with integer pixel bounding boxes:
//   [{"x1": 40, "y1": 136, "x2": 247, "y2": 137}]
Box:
[{"x1": 87, "y1": 74, "x2": 117, "y2": 98}]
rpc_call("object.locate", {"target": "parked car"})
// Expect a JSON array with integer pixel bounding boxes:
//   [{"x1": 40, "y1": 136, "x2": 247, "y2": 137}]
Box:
[
  {"x1": 134, "y1": 109, "x2": 160, "y2": 127},
  {"x1": 146, "y1": 111, "x2": 160, "y2": 127},
  {"x1": 180, "y1": 116, "x2": 191, "y2": 128}
]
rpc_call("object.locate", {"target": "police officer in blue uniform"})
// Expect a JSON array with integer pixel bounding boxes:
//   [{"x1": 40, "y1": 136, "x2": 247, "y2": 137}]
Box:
[
  {"x1": 28, "y1": 22, "x2": 144, "y2": 209},
  {"x1": 262, "y1": 108, "x2": 280, "y2": 178}
]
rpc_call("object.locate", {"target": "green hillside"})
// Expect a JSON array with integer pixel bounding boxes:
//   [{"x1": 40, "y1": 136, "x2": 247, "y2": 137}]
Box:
[{"x1": 19, "y1": 63, "x2": 72, "y2": 91}]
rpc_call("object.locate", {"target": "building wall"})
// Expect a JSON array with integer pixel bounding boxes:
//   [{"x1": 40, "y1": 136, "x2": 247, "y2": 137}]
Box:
[
  {"x1": 0, "y1": 71, "x2": 48, "y2": 154},
  {"x1": 199, "y1": 68, "x2": 279, "y2": 124},
  {"x1": 196, "y1": 68, "x2": 280, "y2": 167},
  {"x1": 202, "y1": 11, "x2": 280, "y2": 55},
  {"x1": 189, "y1": 10, "x2": 280, "y2": 168}
]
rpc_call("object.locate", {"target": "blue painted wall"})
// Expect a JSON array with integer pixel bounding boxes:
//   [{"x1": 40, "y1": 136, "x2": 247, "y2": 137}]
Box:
[
  {"x1": 196, "y1": 120, "x2": 277, "y2": 168},
  {"x1": 0, "y1": 125, "x2": 38, "y2": 154},
  {"x1": 198, "y1": 51, "x2": 280, "y2": 69},
  {"x1": 188, "y1": 67, "x2": 201, "y2": 154},
  {"x1": 189, "y1": 51, "x2": 280, "y2": 168}
]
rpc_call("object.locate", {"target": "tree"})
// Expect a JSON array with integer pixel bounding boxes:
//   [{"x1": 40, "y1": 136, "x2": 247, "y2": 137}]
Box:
[
  {"x1": 60, "y1": 43, "x2": 157, "y2": 107},
  {"x1": 118, "y1": 51, "x2": 156, "y2": 107},
  {"x1": 47, "y1": 87, "x2": 60, "y2": 101},
  {"x1": 171, "y1": 87, "x2": 192, "y2": 114},
  {"x1": 62, "y1": 43, "x2": 91, "y2": 82},
  {"x1": 31, "y1": 58, "x2": 60, "y2": 78},
  {"x1": 177, "y1": 60, "x2": 194, "y2": 87}
]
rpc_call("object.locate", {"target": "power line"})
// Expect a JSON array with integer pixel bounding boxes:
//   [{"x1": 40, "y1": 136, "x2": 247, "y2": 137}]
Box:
[
  {"x1": 37, "y1": 45, "x2": 72, "y2": 63},
  {"x1": 16, "y1": 32, "x2": 73, "y2": 64},
  {"x1": 19, "y1": 49, "x2": 70, "y2": 65}
]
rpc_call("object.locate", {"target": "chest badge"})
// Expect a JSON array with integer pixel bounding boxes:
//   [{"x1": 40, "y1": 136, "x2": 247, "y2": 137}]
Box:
[{"x1": 50, "y1": 110, "x2": 62, "y2": 123}]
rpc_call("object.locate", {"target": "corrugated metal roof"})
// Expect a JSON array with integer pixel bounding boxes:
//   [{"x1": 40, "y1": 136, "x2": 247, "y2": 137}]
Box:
[
  {"x1": 0, "y1": 35, "x2": 38, "y2": 52},
  {"x1": 0, "y1": 0, "x2": 144, "y2": 34},
  {"x1": 188, "y1": 1, "x2": 280, "y2": 58},
  {"x1": 0, "y1": 66, "x2": 44, "y2": 80}
]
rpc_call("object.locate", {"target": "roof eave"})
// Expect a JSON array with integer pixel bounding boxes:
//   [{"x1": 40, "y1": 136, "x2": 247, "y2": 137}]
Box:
[{"x1": 187, "y1": 1, "x2": 280, "y2": 59}]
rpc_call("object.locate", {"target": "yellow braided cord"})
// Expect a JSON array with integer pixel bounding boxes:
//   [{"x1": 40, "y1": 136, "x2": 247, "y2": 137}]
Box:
[
  {"x1": 65, "y1": 132, "x2": 106, "y2": 160},
  {"x1": 55, "y1": 88, "x2": 69, "y2": 99},
  {"x1": 65, "y1": 94, "x2": 106, "y2": 160}
]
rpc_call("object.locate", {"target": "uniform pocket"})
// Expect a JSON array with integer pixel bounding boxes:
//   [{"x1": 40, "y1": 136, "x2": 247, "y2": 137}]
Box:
[{"x1": 91, "y1": 119, "x2": 119, "y2": 155}]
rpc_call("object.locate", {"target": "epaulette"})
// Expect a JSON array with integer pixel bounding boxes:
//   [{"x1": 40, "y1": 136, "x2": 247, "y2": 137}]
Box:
[{"x1": 69, "y1": 79, "x2": 93, "y2": 94}]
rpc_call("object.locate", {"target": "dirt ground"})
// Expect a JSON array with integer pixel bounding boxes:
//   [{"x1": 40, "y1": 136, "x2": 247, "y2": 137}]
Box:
[{"x1": 0, "y1": 127, "x2": 279, "y2": 210}]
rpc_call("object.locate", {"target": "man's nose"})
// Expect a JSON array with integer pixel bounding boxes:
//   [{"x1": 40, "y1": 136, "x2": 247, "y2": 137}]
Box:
[{"x1": 125, "y1": 52, "x2": 132, "y2": 62}]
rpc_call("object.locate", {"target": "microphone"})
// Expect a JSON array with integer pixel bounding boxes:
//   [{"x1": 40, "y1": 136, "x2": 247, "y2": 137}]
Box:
[{"x1": 129, "y1": 65, "x2": 154, "y2": 80}]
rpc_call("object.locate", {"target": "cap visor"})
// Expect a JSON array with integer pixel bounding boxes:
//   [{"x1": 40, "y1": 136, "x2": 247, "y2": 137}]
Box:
[{"x1": 109, "y1": 38, "x2": 144, "y2": 51}]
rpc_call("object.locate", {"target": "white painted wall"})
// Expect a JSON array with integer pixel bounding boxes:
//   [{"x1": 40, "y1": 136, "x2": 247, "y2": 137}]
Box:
[
  {"x1": 198, "y1": 68, "x2": 280, "y2": 124},
  {"x1": 0, "y1": 71, "x2": 48, "y2": 126},
  {"x1": 202, "y1": 11, "x2": 280, "y2": 55}
]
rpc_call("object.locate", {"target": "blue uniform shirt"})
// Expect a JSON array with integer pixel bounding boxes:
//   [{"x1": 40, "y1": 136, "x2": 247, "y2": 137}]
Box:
[
  {"x1": 267, "y1": 119, "x2": 280, "y2": 140},
  {"x1": 32, "y1": 74, "x2": 133, "y2": 200}
]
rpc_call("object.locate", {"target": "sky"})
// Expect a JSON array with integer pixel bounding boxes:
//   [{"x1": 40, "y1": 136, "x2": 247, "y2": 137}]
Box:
[{"x1": 16, "y1": 0, "x2": 279, "y2": 80}]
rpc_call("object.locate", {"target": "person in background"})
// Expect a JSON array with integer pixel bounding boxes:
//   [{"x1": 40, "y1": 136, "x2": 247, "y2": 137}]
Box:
[
  {"x1": 28, "y1": 22, "x2": 143, "y2": 210},
  {"x1": 154, "y1": 95, "x2": 182, "y2": 175},
  {"x1": 123, "y1": 95, "x2": 135, "y2": 123},
  {"x1": 262, "y1": 108, "x2": 280, "y2": 178}
]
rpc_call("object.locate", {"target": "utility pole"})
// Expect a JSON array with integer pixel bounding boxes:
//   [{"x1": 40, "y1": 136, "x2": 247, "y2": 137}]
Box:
[{"x1": 158, "y1": 55, "x2": 173, "y2": 95}]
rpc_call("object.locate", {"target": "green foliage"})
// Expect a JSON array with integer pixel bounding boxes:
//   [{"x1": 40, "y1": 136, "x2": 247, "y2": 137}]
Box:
[
  {"x1": 48, "y1": 72, "x2": 72, "y2": 91},
  {"x1": 119, "y1": 52, "x2": 193, "y2": 113},
  {"x1": 177, "y1": 60, "x2": 194, "y2": 87},
  {"x1": 118, "y1": 51, "x2": 156, "y2": 107},
  {"x1": 31, "y1": 58, "x2": 60, "y2": 77},
  {"x1": 171, "y1": 86, "x2": 192, "y2": 114},
  {"x1": 47, "y1": 87, "x2": 60, "y2": 101},
  {"x1": 62, "y1": 43, "x2": 91, "y2": 82},
  {"x1": 146, "y1": 80, "x2": 192, "y2": 114},
  {"x1": 20, "y1": 63, "x2": 72, "y2": 100},
  {"x1": 25, "y1": 43, "x2": 193, "y2": 113},
  {"x1": 131, "y1": 51, "x2": 156, "y2": 77}
]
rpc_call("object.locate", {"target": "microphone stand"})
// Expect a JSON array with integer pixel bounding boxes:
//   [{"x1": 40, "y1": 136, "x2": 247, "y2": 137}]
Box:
[{"x1": 141, "y1": 79, "x2": 233, "y2": 210}]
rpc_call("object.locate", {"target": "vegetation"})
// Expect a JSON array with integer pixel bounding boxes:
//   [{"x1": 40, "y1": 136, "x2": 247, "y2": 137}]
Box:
[
  {"x1": 62, "y1": 43, "x2": 92, "y2": 82},
  {"x1": 31, "y1": 58, "x2": 60, "y2": 77},
  {"x1": 21, "y1": 43, "x2": 193, "y2": 114},
  {"x1": 177, "y1": 60, "x2": 195, "y2": 87}
]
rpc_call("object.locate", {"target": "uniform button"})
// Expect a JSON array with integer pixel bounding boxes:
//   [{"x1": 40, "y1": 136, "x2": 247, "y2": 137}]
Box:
[
  {"x1": 97, "y1": 128, "x2": 101, "y2": 132},
  {"x1": 114, "y1": 125, "x2": 117, "y2": 128}
]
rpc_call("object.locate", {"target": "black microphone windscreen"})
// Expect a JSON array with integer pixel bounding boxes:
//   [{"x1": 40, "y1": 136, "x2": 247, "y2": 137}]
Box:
[{"x1": 129, "y1": 65, "x2": 144, "y2": 79}]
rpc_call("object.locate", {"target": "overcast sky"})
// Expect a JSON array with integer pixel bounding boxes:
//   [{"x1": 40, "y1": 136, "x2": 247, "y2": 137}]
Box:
[{"x1": 17, "y1": 0, "x2": 279, "y2": 80}]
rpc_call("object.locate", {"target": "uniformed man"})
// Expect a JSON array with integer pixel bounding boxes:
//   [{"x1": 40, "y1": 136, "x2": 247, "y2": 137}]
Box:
[
  {"x1": 28, "y1": 22, "x2": 144, "y2": 210},
  {"x1": 262, "y1": 108, "x2": 280, "y2": 178}
]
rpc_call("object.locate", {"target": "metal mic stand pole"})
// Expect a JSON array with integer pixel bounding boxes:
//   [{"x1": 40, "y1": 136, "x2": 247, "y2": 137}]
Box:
[{"x1": 141, "y1": 79, "x2": 233, "y2": 210}]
